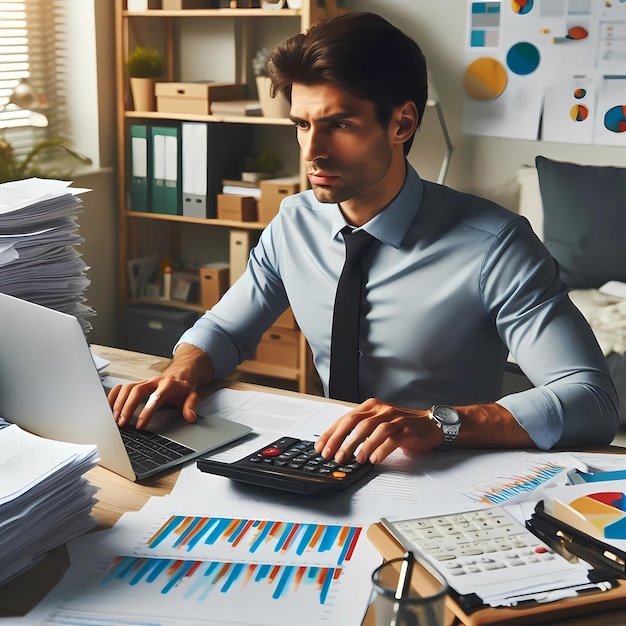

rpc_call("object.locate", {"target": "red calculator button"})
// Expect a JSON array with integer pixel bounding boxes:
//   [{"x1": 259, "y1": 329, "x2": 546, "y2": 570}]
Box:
[{"x1": 261, "y1": 447, "x2": 282, "y2": 457}]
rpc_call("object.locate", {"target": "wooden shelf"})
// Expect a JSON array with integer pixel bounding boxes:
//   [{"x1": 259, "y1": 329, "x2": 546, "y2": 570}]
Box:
[
  {"x1": 124, "y1": 9, "x2": 301, "y2": 18},
  {"x1": 116, "y1": 0, "x2": 315, "y2": 394},
  {"x1": 124, "y1": 210, "x2": 267, "y2": 229},
  {"x1": 125, "y1": 110, "x2": 295, "y2": 126}
]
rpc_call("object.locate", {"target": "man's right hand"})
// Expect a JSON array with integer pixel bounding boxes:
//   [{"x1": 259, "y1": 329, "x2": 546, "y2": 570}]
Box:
[{"x1": 107, "y1": 343, "x2": 214, "y2": 430}]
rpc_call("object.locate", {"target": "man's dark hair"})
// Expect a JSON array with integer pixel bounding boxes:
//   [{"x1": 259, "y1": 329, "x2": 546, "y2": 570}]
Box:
[{"x1": 268, "y1": 12, "x2": 428, "y2": 155}]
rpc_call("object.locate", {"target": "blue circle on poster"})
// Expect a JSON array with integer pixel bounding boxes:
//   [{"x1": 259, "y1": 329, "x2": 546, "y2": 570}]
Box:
[
  {"x1": 506, "y1": 42, "x2": 540, "y2": 75},
  {"x1": 604, "y1": 105, "x2": 626, "y2": 133}
]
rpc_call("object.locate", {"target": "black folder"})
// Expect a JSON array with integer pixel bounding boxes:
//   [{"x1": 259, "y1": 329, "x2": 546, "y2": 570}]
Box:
[{"x1": 526, "y1": 500, "x2": 626, "y2": 578}]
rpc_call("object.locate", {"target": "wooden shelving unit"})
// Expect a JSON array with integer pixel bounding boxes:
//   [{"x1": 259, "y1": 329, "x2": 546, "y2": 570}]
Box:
[{"x1": 114, "y1": 0, "x2": 324, "y2": 393}]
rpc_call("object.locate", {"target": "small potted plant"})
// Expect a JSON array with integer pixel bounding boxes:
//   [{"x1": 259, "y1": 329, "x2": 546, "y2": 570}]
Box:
[
  {"x1": 0, "y1": 136, "x2": 92, "y2": 183},
  {"x1": 242, "y1": 149, "x2": 284, "y2": 182},
  {"x1": 127, "y1": 46, "x2": 164, "y2": 111},
  {"x1": 253, "y1": 49, "x2": 290, "y2": 118}
]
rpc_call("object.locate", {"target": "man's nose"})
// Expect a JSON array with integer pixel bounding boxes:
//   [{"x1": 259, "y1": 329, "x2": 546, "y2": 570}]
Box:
[{"x1": 300, "y1": 127, "x2": 327, "y2": 162}]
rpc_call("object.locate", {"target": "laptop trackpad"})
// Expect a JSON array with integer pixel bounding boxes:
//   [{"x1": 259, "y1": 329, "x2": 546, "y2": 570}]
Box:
[{"x1": 145, "y1": 406, "x2": 251, "y2": 453}]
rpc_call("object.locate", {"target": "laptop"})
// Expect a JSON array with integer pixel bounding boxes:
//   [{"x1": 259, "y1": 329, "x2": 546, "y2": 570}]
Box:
[{"x1": 0, "y1": 293, "x2": 251, "y2": 481}]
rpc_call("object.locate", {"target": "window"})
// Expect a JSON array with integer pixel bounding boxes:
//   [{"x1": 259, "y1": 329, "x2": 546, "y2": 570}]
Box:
[{"x1": 0, "y1": 0, "x2": 68, "y2": 153}]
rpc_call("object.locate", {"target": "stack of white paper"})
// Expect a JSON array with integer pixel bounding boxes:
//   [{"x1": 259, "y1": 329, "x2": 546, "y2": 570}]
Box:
[
  {"x1": 0, "y1": 417, "x2": 100, "y2": 587},
  {"x1": 0, "y1": 177, "x2": 94, "y2": 333}
]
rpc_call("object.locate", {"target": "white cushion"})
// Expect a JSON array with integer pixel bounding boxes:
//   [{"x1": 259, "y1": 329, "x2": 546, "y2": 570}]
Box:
[{"x1": 516, "y1": 167, "x2": 543, "y2": 241}]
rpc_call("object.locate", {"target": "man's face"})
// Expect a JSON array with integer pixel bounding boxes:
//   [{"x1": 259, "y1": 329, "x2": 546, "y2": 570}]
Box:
[{"x1": 289, "y1": 83, "x2": 401, "y2": 217}]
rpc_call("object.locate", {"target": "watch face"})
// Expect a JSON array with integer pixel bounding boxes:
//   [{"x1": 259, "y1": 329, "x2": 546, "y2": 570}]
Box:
[{"x1": 434, "y1": 406, "x2": 460, "y2": 425}]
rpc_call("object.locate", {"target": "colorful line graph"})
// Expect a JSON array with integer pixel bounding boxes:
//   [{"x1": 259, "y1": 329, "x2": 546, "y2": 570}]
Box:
[
  {"x1": 147, "y1": 516, "x2": 362, "y2": 566},
  {"x1": 103, "y1": 555, "x2": 341, "y2": 604},
  {"x1": 469, "y1": 461, "x2": 566, "y2": 504}
]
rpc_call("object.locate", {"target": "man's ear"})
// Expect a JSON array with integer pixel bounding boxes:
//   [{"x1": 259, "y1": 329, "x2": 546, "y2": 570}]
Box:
[{"x1": 392, "y1": 101, "x2": 419, "y2": 145}]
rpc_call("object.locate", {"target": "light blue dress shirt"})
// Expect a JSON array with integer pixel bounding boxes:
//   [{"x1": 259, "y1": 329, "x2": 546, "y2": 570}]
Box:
[{"x1": 178, "y1": 164, "x2": 619, "y2": 449}]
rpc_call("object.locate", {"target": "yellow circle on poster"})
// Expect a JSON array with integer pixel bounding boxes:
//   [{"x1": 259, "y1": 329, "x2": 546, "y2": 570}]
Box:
[{"x1": 463, "y1": 57, "x2": 508, "y2": 101}]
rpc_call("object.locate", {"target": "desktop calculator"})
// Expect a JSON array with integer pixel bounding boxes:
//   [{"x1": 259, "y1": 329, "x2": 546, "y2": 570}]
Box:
[
  {"x1": 380, "y1": 506, "x2": 591, "y2": 605},
  {"x1": 197, "y1": 436, "x2": 374, "y2": 494}
]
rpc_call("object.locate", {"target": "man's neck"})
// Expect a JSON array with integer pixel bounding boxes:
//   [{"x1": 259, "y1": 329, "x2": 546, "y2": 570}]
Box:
[{"x1": 339, "y1": 156, "x2": 408, "y2": 227}]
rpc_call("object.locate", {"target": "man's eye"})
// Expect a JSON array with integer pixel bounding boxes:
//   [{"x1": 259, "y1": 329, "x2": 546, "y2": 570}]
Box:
[
  {"x1": 294, "y1": 121, "x2": 309, "y2": 130},
  {"x1": 334, "y1": 121, "x2": 347, "y2": 130}
]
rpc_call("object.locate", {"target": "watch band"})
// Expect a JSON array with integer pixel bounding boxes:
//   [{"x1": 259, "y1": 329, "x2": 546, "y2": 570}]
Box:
[{"x1": 429, "y1": 405, "x2": 461, "y2": 449}]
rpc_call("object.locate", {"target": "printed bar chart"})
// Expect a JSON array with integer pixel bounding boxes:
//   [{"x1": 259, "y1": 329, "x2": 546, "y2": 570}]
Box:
[
  {"x1": 147, "y1": 516, "x2": 362, "y2": 566},
  {"x1": 32, "y1": 513, "x2": 377, "y2": 626},
  {"x1": 104, "y1": 556, "x2": 341, "y2": 604}
]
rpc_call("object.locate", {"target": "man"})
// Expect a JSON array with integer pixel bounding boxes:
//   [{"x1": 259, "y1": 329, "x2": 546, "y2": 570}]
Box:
[{"x1": 109, "y1": 12, "x2": 618, "y2": 466}]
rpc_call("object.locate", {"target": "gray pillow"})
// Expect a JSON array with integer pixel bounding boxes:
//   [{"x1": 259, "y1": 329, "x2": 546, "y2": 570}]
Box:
[{"x1": 536, "y1": 156, "x2": 626, "y2": 289}]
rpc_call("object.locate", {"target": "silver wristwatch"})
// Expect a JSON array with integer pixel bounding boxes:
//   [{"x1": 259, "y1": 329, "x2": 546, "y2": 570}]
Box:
[{"x1": 428, "y1": 405, "x2": 461, "y2": 449}]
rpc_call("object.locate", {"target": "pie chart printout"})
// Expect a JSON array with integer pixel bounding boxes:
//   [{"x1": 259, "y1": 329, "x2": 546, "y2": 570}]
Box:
[
  {"x1": 570, "y1": 104, "x2": 588, "y2": 121},
  {"x1": 569, "y1": 491, "x2": 626, "y2": 540},
  {"x1": 464, "y1": 57, "x2": 508, "y2": 100},
  {"x1": 506, "y1": 42, "x2": 540, "y2": 75},
  {"x1": 604, "y1": 105, "x2": 626, "y2": 133},
  {"x1": 511, "y1": 0, "x2": 533, "y2": 14}
]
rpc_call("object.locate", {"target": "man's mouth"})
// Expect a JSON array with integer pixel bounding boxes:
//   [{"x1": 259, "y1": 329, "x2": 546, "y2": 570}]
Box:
[{"x1": 308, "y1": 170, "x2": 338, "y2": 186}]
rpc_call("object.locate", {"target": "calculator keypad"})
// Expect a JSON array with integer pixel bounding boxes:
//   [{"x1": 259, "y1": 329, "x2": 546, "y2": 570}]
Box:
[
  {"x1": 245, "y1": 436, "x2": 363, "y2": 482},
  {"x1": 197, "y1": 435, "x2": 374, "y2": 493},
  {"x1": 391, "y1": 508, "x2": 559, "y2": 584}
]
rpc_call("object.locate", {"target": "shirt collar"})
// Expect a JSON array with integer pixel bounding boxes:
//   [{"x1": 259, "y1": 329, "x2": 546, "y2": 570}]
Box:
[{"x1": 329, "y1": 162, "x2": 423, "y2": 248}]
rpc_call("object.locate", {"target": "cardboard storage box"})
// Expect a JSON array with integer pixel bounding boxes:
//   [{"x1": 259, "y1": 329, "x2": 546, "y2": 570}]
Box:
[
  {"x1": 275, "y1": 307, "x2": 297, "y2": 330},
  {"x1": 199, "y1": 263, "x2": 229, "y2": 309},
  {"x1": 124, "y1": 305, "x2": 198, "y2": 358},
  {"x1": 229, "y1": 229, "x2": 254, "y2": 285},
  {"x1": 155, "y1": 82, "x2": 246, "y2": 116},
  {"x1": 252, "y1": 327, "x2": 299, "y2": 369},
  {"x1": 127, "y1": 0, "x2": 161, "y2": 9},
  {"x1": 259, "y1": 176, "x2": 300, "y2": 224},
  {"x1": 217, "y1": 194, "x2": 258, "y2": 222}
]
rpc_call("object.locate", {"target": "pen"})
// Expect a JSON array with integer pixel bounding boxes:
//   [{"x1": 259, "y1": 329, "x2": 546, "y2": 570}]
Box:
[
  {"x1": 555, "y1": 526, "x2": 626, "y2": 575},
  {"x1": 501, "y1": 580, "x2": 613, "y2": 606},
  {"x1": 390, "y1": 551, "x2": 415, "y2": 626}
]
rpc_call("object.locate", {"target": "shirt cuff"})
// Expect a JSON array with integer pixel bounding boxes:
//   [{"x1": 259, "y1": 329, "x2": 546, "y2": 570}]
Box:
[
  {"x1": 175, "y1": 322, "x2": 241, "y2": 381},
  {"x1": 497, "y1": 386, "x2": 563, "y2": 450}
]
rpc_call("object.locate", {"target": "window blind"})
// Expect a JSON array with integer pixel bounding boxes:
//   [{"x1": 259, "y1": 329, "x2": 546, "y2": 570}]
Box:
[{"x1": 0, "y1": 0, "x2": 68, "y2": 154}]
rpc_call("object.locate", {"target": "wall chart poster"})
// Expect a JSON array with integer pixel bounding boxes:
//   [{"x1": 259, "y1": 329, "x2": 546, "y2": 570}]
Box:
[{"x1": 463, "y1": 0, "x2": 626, "y2": 145}]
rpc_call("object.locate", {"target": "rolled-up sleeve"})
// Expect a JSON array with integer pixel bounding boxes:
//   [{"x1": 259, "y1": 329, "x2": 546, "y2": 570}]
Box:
[{"x1": 485, "y1": 219, "x2": 619, "y2": 449}]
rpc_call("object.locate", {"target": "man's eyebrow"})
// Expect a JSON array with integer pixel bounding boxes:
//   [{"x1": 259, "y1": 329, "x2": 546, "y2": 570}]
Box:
[{"x1": 289, "y1": 111, "x2": 358, "y2": 124}]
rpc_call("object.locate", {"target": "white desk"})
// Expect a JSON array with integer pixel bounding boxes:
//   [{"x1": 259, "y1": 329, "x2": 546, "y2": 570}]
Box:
[{"x1": 1, "y1": 346, "x2": 624, "y2": 626}]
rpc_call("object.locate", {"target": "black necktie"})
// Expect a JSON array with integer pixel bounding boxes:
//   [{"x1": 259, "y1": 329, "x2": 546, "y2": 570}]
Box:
[{"x1": 328, "y1": 227, "x2": 375, "y2": 402}]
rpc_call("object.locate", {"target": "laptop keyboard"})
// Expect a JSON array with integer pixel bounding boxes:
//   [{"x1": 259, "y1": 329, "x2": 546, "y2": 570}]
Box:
[{"x1": 119, "y1": 425, "x2": 195, "y2": 475}]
